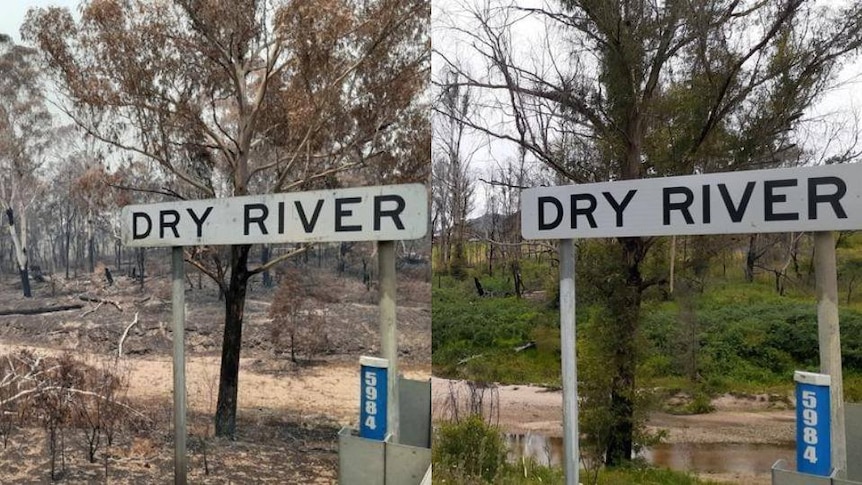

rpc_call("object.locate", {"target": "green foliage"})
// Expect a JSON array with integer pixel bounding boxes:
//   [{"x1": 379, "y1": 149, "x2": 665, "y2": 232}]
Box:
[
  {"x1": 460, "y1": 347, "x2": 562, "y2": 387},
  {"x1": 432, "y1": 415, "x2": 508, "y2": 482},
  {"x1": 844, "y1": 373, "x2": 862, "y2": 402},
  {"x1": 451, "y1": 242, "x2": 468, "y2": 280},
  {"x1": 595, "y1": 467, "x2": 722, "y2": 485},
  {"x1": 432, "y1": 458, "x2": 564, "y2": 485},
  {"x1": 578, "y1": 306, "x2": 664, "y2": 468},
  {"x1": 663, "y1": 392, "x2": 715, "y2": 415},
  {"x1": 432, "y1": 275, "x2": 558, "y2": 383},
  {"x1": 436, "y1": 260, "x2": 862, "y2": 401},
  {"x1": 640, "y1": 282, "x2": 862, "y2": 394},
  {"x1": 432, "y1": 460, "x2": 718, "y2": 485}
]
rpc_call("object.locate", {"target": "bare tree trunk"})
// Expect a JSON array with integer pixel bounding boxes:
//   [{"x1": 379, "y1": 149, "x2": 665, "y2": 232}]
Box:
[
  {"x1": 214, "y1": 244, "x2": 251, "y2": 438},
  {"x1": 115, "y1": 239, "x2": 121, "y2": 272},
  {"x1": 669, "y1": 236, "x2": 676, "y2": 294},
  {"x1": 745, "y1": 234, "x2": 757, "y2": 282},
  {"x1": 62, "y1": 210, "x2": 72, "y2": 279},
  {"x1": 136, "y1": 248, "x2": 145, "y2": 289},
  {"x1": 511, "y1": 260, "x2": 522, "y2": 298},
  {"x1": 261, "y1": 244, "x2": 272, "y2": 288},
  {"x1": 86, "y1": 211, "x2": 95, "y2": 274},
  {"x1": 19, "y1": 268, "x2": 31, "y2": 298}
]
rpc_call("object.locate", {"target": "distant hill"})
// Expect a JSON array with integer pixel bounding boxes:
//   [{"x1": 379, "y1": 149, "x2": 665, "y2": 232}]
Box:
[{"x1": 465, "y1": 212, "x2": 519, "y2": 240}]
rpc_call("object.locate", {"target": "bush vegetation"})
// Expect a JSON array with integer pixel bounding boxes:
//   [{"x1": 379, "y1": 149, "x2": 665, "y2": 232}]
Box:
[{"x1": 434, "y1": 271, "x2": 862, "y2": 398}]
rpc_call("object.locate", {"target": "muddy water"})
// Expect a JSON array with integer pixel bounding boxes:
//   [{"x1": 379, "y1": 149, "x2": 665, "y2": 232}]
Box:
[{"x1": 505, "y1": 433, "x2": 796, "y2": 475}]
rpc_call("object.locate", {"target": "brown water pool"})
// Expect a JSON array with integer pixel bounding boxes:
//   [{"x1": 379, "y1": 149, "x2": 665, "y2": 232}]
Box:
[{"x1": 505, "y1": 433, "x2": 796, "y2": 475}]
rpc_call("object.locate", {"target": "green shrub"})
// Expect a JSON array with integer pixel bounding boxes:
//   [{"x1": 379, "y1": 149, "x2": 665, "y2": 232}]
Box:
[
  {"x1": 684, "y1": 393, "x2": 715, "y2": 415},
  {"x1": 432, "y1": 415, "x2": 507, "y2": 482},
  {"x1": 597, "y1": 467, "x2": 722, "y2": 484}
]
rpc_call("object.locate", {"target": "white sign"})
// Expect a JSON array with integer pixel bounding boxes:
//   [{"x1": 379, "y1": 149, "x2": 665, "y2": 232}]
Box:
[
  {"x1": 122, "y1": 184, "x2": 428, "y2": 247},
  {"x1": 522, "y1": 164, "x2": 862, "y2": 239}
]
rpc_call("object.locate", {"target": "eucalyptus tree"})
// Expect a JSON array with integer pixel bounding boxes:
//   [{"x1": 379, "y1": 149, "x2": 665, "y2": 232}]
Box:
[
  {"x1": 24, "y1": 0, "x2": 429, "y2": 437},
  {"x1": 437, "y1": 0, "x2": 862, "y2": 465},
  {"x1": 0, "y1": 35, "x2": 53, "y2": 298}
]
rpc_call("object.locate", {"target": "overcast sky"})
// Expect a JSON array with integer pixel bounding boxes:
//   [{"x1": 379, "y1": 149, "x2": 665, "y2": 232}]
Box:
[{"x1": 0, "y1": 0, "x2": 77, "y2": 43}]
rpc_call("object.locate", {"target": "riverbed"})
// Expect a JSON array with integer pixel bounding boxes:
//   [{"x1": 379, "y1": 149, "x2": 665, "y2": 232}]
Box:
[{"x1": 432, "y1": 377, "x2": 796, "y2": 484}]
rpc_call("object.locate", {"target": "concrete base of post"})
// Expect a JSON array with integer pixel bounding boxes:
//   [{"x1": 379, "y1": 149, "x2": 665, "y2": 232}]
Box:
[{"x1": 339, "y1": 377, "x2": 431, "y2": 484}]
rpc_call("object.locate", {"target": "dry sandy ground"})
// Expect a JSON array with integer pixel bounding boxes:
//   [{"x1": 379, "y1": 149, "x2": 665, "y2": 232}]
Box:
[
  {"x1": 0, "y1": 270, "x2": 431, "y2": 484},
  {"x1": 0, "y1": 344, "x2": 430, "y2": 484},
  {"x1": 432, "y1": 377, "x2": 794, "y2": 484}
]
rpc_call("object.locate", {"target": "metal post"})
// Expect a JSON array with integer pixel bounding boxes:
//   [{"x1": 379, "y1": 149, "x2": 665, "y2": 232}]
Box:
[
  {"x1": 559, "y1": 239, "x2": 578, "y2": 485},
  {"x1": 814, "y1": 231, "x2": 847, "y2": 475},
  {"x1": 378, "y1": 240, "x2": 399, "y2": 442},
  {"x1": 171, "y1": 247, "x2": 187, "y2": 485}
]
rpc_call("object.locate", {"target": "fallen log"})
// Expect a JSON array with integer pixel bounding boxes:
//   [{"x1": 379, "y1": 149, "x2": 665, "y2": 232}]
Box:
[
  {"x1": 0, "y1": 304, "x2": 84, "y2": 316},
  {"x1": 118, "y1": 312, "x2": 140, "y2": 358},
  {"x1": 457, "y1": 353, "x2": 484, "y2": 365},
  {"x1": 78, "y1": 295, "x2": 123, "y2": 312},
  {"x1": 80, "y1": 301, "x2": 104, "y2": 317},
  {"x1": 514, "y1": 341, "x2": 536, "y2": 353}
]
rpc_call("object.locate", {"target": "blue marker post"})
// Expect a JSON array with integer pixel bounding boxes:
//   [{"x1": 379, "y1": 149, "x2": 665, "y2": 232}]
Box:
[
  {"x1": 359, "y1": 356, "x2": 389, "y2": 441},
  {"x1": 794, "y1": 371, "x2": 832, "y2": 476}
]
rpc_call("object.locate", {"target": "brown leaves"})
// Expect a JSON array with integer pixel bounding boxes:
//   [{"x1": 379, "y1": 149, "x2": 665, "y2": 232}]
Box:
[{"x1": 23, "y1": 0, "x2": 428, "y2": 200}]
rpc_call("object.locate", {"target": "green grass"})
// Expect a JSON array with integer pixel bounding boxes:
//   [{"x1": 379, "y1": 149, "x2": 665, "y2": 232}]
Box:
[
  {"x1": 432, "y1": 274, "x2": 559, "y2": 384},
  {"x1": 432, "y1": 464, "x2": 722, "y2": 485},
  {"x1": 596, "y1": 467, "x2": 724, "y2": 484}
]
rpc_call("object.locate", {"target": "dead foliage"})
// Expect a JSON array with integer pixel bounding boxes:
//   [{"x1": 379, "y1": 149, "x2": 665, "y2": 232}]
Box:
[
  {"x1": 0, "y1": 351, "x2": 140, "y2": 480},
  {"x1": 269, "y1": 270, "x2": 332, "y2": 363}
]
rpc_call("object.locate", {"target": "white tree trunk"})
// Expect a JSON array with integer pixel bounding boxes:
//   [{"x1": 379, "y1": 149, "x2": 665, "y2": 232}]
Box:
[
  {"x1": 6, "y1": 211, "x2": 26, "y2": 272},
  {"x1": 6, "y1": 207, "x2": 31, "y2": 297}
]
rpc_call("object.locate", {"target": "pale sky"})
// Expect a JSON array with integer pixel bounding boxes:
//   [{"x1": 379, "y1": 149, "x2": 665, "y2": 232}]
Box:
[{"x1": 0, "y1": 0, "x2": 78, "y2": 43}]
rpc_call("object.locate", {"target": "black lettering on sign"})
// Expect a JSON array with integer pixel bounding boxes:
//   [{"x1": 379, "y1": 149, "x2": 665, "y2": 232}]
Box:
[
  {"x1": 159, "y1": 210, "x2": 180, "y2": 238},
  {"x1": 335, "y1": 197, "x2": 362, "y2": 232},
  {"x1": 374, "y1": 195, "x2": 405, "y2": 230},
  {"x1": 603, "y1": 189, "x2": 637, "y2": 227},
  {"x1": 702, "y1": 185, "x2": 711, "y2": 224},
  {"x1": 764, "y1": 179, "x2": 799, "y2": 221},
  {"x1": 278, "y1": 202, "x2": 285, "y2": 234},
  {"x1": 808, "y1": 177, "x2": 847, "y2": 220},
  {"x1": 663, "y1": 187, "x2": 694, "y2": 225},
  {"x1": 186, "y1": 207, "x2": 213, "y2": 238},
  {"x1": 718, "y1": 182, "x2": 755, "y2": 222},
  {"x1": 538, "y1": 197, "x2": 563, "y2": 230},
  {"x1": 570, "y1": 193, "x2": 597, "y2": 229},
  {"x1": 132, "y1": 212, "x2": 152, "y2": 239},
  {"x1": 244, "y1": 203, "x2": 269, "y2": 236},
  {"x1": 295, "y1": 199, "x2": 324, "y2": 233}
]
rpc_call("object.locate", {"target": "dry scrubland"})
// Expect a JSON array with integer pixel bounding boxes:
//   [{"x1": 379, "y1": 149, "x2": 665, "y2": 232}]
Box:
[{"x1": 0, "y1": 265, "x2": 430, "y2": 483}]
